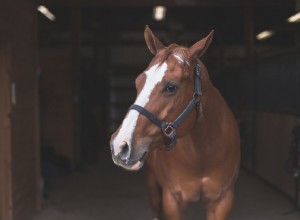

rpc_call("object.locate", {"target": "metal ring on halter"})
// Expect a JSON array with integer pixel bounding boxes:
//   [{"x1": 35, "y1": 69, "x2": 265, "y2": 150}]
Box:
[{"x1": 163, "y1": 123, "x2": 176, "y2": 139}]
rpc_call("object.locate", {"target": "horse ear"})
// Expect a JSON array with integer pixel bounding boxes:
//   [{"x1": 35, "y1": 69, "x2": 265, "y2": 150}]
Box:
[
  {"x1": 188, "y1": 30, "x2": 214, "y2": 59},
  {"x1": 144, "y1": 25, "x2": 165, "y2": 55}
]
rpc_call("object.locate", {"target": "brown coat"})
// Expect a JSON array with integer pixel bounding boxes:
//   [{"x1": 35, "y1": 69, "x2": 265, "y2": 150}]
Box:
[{"x1": 110, "y1": 26, "x2": 240, "y2": 220}]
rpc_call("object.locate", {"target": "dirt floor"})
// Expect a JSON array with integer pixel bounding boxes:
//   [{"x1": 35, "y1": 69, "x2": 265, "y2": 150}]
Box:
[{"x1": 32, "y1": 153, "x2": 300, "y2": 220}]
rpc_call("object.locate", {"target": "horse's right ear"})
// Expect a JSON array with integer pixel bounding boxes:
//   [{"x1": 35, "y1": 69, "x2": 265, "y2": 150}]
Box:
[{"x1": 144, "y1": 25, "x2": 165, "y2": 55}]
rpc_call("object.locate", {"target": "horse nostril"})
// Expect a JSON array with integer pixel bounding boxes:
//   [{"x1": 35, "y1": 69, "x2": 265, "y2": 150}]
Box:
[{"x1": 118, "y1": 142, "x2": 131, "y2": 161}]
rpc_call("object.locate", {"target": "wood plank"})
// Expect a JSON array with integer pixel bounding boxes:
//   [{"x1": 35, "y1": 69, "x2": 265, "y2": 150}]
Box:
[
  {"x1": 40, "y1": 48, "x2": 76, "y2": 163},
  {"x1": 0, "y1": 1, "x2": 40, "y2": 219},
  {"x1": 38, "y1": 0, "x2": 294, "y2": 7},
  {"x1": 0, "y1": 42, "x2": 13, "y2": 220},
  {"x1": 255, "y1": 112, "x2": 299, "y2": 198},
  {"x1": 71, "y1": 8, "x2": 82, "y2": 165}
]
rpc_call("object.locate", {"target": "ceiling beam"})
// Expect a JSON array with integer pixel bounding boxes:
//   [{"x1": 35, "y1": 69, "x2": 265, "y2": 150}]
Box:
[{"x1": 36, "y1": 0, "x2": 294, "y2": 7}]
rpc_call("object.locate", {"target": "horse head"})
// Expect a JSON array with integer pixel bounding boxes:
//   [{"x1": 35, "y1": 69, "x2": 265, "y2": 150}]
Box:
[{"x1": 110, "y1": 26, "x2": 214, "y2": 171}]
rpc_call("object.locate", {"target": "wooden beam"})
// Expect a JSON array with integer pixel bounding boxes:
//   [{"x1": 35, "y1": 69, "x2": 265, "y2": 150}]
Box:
[
  {"x1": 36, "y1": 0, "x2": 294, "y2": 7},
  {"x1": 296, "y1": 0, "x2": 300, "y2": 46},
  {"x1": 70, "y1": 7, "x2": 82, "y2": 165},
  {"x1": 0, "y1": 42, "x2": 13, "y2": 220}
]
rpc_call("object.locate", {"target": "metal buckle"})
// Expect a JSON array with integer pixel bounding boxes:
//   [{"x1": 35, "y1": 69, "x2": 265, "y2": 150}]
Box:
[
  {"x1": 163, "y1": 123, "x2": 176, "y2": 138},
  {"x1": 193, "y1": 93, "x2": 200, "y2": 100}
]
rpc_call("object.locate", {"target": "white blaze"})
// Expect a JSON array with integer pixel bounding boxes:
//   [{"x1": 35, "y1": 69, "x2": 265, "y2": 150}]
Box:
[{"x1": 112, "y1": 62, "x2": 168, "y2": 156}]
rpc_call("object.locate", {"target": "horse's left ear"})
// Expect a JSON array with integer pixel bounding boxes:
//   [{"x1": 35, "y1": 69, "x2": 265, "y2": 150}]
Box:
[
  {"x1": 144, "y1": 25, "x2": 165, "y2": 55},
  {"x1": 188, "y1": 30, "x2": 214, "y2": 59}
]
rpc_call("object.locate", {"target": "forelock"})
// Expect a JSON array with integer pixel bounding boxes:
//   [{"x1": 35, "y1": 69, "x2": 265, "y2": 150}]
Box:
[{"x1": 161, "y1": 45, "x2": 190, "y2": 67}]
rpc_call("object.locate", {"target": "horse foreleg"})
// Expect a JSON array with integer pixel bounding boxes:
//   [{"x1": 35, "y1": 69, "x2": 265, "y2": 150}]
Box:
[
  {"x1": 162, "y1": 190, "x2": 187, "y2": 220},
  {"x1": 146, "y1": 169, "x2": 162, "y2": 220},
  {"x1": 205, "y1": 189, "x2": 234, "y2": 220}
]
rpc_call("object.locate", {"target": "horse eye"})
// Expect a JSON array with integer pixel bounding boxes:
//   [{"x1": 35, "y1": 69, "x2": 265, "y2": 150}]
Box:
[{"x1": 164, "y1": 83, "x2": 178, "y2": 94}]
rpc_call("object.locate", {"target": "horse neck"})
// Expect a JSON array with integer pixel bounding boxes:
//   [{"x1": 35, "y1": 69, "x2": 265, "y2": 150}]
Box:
[
  {"x1": 190, "y1": 67, "x2": 236, "y2": 156},
  {"x1": 199, "y1": 65, "x2": 231, "y2": 128}
]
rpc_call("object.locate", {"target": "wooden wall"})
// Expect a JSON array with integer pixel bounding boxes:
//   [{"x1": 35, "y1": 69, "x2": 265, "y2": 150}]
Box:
[
  {"x1": 238, "y1": 49, "x2": 300, "y2": 200},
  {"x1": 40, "y1": 48, "x2": 77, "y2": 164},
  {"x1": 255, "y1": 112, "x2": 299, "y2": 198},
  {"x1": 0, "y1": 1, "x2": 39, "y2": 220},
  {"x1": 0, "y1": 41, "x2": 13, "y2": 220}
]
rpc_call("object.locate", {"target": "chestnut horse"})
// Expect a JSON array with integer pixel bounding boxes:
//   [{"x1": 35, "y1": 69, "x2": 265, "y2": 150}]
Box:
[{"x1": 110, "y1": 26, "x2": 240, "y2": 220}]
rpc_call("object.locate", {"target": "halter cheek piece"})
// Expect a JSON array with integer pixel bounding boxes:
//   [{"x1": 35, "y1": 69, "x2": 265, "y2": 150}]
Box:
[{"x1": 129, "y1": 62, "x2": 202, "y2": 151}]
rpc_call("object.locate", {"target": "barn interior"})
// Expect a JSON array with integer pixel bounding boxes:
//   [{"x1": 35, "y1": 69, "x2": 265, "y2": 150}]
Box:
[{"x1": 0, "y1": 0, "x2": 300, "y2": 220}]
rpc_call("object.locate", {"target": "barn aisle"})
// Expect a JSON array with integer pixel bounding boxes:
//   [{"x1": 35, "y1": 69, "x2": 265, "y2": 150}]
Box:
[{"x1": 32, "y1": 152, "x2": 300, "y2": 220}]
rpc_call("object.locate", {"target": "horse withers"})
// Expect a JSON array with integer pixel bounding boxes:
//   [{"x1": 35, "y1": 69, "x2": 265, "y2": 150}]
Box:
[{"x1": 110, "y1": 26, "x2": 240, "y2": 220}]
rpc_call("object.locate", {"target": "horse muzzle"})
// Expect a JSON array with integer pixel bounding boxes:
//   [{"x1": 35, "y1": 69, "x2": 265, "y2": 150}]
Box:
[{"x1": 110, "y1": 141, "x2": 148, "y2": 171}]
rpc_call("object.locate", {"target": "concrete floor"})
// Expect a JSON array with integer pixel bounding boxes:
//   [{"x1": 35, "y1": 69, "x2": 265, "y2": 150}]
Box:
[{"x1": 32, "y1": 154, "x2": 300, "y2": 220}]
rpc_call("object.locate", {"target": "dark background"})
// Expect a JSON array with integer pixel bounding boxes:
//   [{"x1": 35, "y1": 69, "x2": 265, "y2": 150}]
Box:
[{"x1": 0, "y1": 1, "x2": 300, "y2": 220}]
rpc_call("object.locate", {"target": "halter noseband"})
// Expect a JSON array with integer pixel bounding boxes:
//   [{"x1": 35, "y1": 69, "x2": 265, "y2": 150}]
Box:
[{"x1": 129, "y1": 61, "x2": 202, "y2": 151}]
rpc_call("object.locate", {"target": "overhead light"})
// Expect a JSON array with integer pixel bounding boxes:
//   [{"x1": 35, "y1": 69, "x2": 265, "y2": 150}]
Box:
[
  {"x1": 153, "y1": 6, "x2": 167, "y2": 21},
  {"x1": 287, "y1": 12, "x2": 300, "y2": 23},
  {"x1": 256, "y1": 30, "x2": 275, "y2": 41},
  {"x1": 37, "y1": 5, "x2": 56, "y2": 21}
]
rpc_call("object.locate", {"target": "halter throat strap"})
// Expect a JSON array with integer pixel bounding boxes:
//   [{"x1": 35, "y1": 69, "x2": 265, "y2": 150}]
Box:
[{"x1": 129, "y1": 62, "x2": 202, "y2": 150}]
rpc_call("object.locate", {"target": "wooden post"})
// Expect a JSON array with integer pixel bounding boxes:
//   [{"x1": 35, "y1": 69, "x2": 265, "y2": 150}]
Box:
[
  {"x1": 0, "y1": 43, "x2": 13, "y2": 220},
  {"x1": 296, "y1": 1, "x2": 300, "y2": 209},
  {"x1": 243, "y1": 2, "x2": 257, "y2": 173},
  {"x1": 296, "y1": 0, "x2": 300, "y2": 47},
  {"x1": 33, "y1": 7, "x2": 42, "y2": 211},
  {"x1": 71, "y1": 7, "x2": 82, "y2": 166}
]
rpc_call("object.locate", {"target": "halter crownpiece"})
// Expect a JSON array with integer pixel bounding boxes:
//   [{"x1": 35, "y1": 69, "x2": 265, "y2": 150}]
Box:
[{"x1": 129, "y1": 61, "x2": 202, "y2": 151}]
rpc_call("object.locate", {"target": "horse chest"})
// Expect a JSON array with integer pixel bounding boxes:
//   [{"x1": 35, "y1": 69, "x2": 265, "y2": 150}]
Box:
[
  {"x1": 168, "y1": 178, "x2": 202, "y2": 202},
  {"x1": 150, "y1": 157, "x2": 204, "y2": 202}
]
